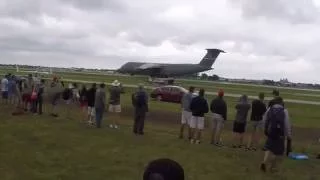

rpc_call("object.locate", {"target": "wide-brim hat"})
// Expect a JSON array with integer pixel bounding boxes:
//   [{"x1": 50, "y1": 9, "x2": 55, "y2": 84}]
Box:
[{"x1": 112, "y1": 80, "x2": 120, "y2": 86}]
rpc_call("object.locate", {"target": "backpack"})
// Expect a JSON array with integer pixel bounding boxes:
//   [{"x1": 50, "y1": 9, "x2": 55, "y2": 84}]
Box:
[
  {"x1": 62, "y1": 88, "x2": 71, "y2": 100},
  {"x1": 135, "y1": 91, "x2": 146, "y2": 107},
  {"x1": 265, "y1": 106, "x2": 285, "y2": 139}
]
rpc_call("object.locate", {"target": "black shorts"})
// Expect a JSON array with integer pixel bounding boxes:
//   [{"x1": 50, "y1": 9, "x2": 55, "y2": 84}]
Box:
[
  {"x1": 51, "y1": 93, "x2": 60, "y2": 106},
  {"x1": 264, "y1": 138, "x2": 285, "y2": 156},
  {"x1": 233, "y1": 122, "x2": 246, "y2": 134},
  {"x1": 2, "y1": 91, "x2": 8, "y2": 99}
]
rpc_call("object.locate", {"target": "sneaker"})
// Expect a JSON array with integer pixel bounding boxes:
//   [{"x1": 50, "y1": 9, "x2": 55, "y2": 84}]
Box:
[
  {"x1": 50, "y1": 113, "x2": 58, "y2": 117},
  {"x1": 196, "y1": 140, "x2": 201, "y2": 144},
  {"x1": 260, "y1": 163, "x2": 267, "y2": 172},
  {"x1": 109, "y1": 124, "x2": 114, "y2": 128},
  {"x1": 114, "y1": 125, "x2": 119, "y2": 129},
  {"x1": 215, "y1": 143, "x2": 223, "y2": 147},
  {"x1": 190, "y1": 139, "x2": 195, "y2": 144}
]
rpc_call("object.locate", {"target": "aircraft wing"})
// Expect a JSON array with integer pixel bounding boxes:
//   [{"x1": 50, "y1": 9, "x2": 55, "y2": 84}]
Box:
[
  {"x1": 135, "y1": 63, "x2": 164, "y2": 76},
  {"x1": 136, "y1": 63, "x2": 163, "y2": 70}
]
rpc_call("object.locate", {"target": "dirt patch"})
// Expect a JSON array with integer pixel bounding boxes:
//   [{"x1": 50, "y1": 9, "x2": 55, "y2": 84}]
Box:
[{"x1": 121, "y1": 106, "x2": 319, "y2": 142}]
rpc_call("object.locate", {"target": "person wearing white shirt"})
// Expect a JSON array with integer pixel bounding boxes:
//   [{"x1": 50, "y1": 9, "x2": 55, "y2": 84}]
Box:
[{"x1": 1, "y1": 75, "x2": 9, "y2": 104}]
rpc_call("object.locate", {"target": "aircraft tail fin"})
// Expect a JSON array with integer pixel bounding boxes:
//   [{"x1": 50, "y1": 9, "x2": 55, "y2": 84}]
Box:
[{"x1": 199, "y1": 49, "x2": 225, "y2": 67}]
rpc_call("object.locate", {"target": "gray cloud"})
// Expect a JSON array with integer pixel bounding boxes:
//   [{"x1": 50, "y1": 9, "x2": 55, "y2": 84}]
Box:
[
  {"x1": 61, "y1": 0, "x2": 126, "y2": 11},
  {"x1": 0, "y1": 0, "x2": 320, "y2": 83},
  {"x1": 228, "y1": 0, "x2": 319, "y2": 24}
]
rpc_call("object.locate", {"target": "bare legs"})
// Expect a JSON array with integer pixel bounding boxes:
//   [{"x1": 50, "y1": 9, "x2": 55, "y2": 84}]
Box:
[
  {"x1": 179, "y1": 124, "x2": 191, "y2": 139},
  {"x1": 261, "y1": 151, "x2": 282, "y2": 173}
]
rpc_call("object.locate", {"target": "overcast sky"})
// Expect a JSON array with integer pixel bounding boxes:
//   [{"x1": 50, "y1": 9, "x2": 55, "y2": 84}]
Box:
[{"x1": 1, "y1": 0, "x2": 320, "y2": 83}]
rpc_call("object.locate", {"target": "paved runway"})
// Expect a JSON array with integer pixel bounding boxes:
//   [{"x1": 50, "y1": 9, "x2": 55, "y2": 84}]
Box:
[{"x1": 61, "y1": 78, "x2": 320, "y2": 106}]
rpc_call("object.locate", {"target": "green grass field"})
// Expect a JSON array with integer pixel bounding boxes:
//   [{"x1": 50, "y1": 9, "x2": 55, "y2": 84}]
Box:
[
  {"x1": 0, "y1": 69, "x2": 320, "y2": 179},
  {"x1": 0, "y1": 100, "x2": 319, "y2": 180}
]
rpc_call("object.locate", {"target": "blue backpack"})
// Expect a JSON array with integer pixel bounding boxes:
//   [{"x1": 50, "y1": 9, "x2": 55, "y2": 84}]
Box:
[{"x1": 265, "y1": 106, "x2": 285, "y2": 139}]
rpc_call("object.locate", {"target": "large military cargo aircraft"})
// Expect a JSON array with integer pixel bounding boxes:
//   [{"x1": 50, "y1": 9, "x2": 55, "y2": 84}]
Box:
[{"x1": 117, "y1": 49, "x2": 225, "y2": 82}]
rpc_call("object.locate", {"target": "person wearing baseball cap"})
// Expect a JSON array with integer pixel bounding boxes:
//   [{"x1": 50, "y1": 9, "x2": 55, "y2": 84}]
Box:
[
  {"x1": 268, "y1": 89, "x2": 284, "y2": 108},
  {"x1": 108, "y1": 80, "x2": 122, "y2": 129},
  {"x1": 210, "y1": 89, "x2": 227, "y2": 146}
]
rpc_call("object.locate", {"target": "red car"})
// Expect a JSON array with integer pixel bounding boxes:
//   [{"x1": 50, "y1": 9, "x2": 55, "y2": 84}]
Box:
[{"x1": 150, "y1": 85, "x2": 189, "y2": 103}]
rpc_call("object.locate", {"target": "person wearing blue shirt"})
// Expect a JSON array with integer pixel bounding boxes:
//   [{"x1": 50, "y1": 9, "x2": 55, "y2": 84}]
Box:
[{"x1": 8, "y1": 76, "x2": 16, "y2": 105}]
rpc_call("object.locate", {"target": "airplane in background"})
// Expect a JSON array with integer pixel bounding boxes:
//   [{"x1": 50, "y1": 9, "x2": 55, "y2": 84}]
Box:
[
  {"x1": 117, "y1": 48, "x2": 225, "y2": 84},
  {"x1": 16, "y1": 65, "x2": 53, "y2": 75}
]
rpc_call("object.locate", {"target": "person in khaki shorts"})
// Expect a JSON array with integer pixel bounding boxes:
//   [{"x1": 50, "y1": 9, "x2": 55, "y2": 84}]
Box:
[
  {"x1": 247, "y1": 92, "x2": 267, "y2": 151},
  {"x1": 189, "y1": 89, "x2": 209, "y2": 144},
  {"x1": 179, "y1": 86, "x2": 195, "y2": 140},
  {"x1": 210, "y1": 89, "x2": 227, "y2": 147},
  {"x1": 108, "y1": 80, "x2": 122, "y2": 129}
]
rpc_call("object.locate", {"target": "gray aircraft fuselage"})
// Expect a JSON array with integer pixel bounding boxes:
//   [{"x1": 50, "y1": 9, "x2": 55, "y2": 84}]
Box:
[
  {"x1": 117, "y1": 49, "x2": 225, "y2": 77},
  {"x1": 117, "y1": 62, "x2": 211, "y2": 77}
]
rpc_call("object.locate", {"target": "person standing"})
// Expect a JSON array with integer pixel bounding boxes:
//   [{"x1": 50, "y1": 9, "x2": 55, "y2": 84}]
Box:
[
  {"x1": 210, "y1": 89, "x2": 227, "y2": 146},
  {"x1": 49, "y1": 81, "x2": 62, "y2": 117},
  {"x1": 232, "y1": 95, "x2": 251, "y2": 148},
  {"x1": 62, "y1": 83, "x2": 73, "y2": 118},
  {"x1": 8, "y1": 75, "x2": 16, "y2": 105},
  {"x1": 11, "y1": 77, "x2": 24, "y2": 115},
  {"x1": 260, "y1": 97, "x2": 291, "y2": 173},
  {"x1": 87, "y1": 83, "x2": 97, "y2": 125},
  {"x1": 94, "y1": 83, "x2": 106, "y2": 128},
  {"x1": 132, "y1": 84, "x2": 148, "y2": 135},
  {"x1": 268, "y1": 89, "x2": 282, "y2": 108},
  {"x1": 37, "y1": 79, "x2": 45, "y2": 115},
  {"x1": 189, "y1": 89, "x2": 209, "y2": 144},
  {"x1": 1, "y1": 75, "x2": 9, "y2": 104},
  {"x1": 72, "y1": 83, "x2": 80, "y2": 103},
  {"x1": 79, "y1": 84, "x2": 88, "y2": 121},
  {"x1": 247, "y1": 93, "x2": 267, "y2": 151},
  {"x1": 108, "y1": 80, "x2": 122, "y2": 129},
  {"x1": 22, "y1": 75, "x2": 33, "y2": 111},
  {"x1": 14, "y1": 77, "x2": 23, "y2": 110},
  {"x1": 30, "y1": 84, "x2": 38, "y2": 114},
  {"x1": 179, "y1": 86, "x2": 195, "y2": 140}
]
